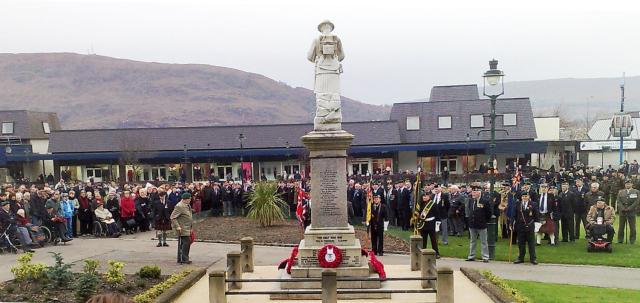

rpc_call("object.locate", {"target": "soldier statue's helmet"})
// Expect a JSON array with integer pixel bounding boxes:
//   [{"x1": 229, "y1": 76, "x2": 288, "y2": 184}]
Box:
[{"x1": 317, "y1": 20, "x2": 335, "y2": 32}]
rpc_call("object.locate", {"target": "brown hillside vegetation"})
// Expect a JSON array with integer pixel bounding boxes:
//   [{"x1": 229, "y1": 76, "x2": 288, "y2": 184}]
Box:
[{"x1": 0, "y1": 53, "x2": 390, "y2": 129}]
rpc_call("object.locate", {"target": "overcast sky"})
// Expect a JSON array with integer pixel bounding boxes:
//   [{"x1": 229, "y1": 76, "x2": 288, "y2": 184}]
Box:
[{"x1": 1, "y1": 0, "x2": 638, "y2": 105}]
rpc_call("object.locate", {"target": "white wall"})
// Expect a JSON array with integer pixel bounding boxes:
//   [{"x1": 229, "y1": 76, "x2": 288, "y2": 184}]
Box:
[
  {"x1": 586, "y1": 150, "x2": 640, "y2": 168},
  {"x1": 398, "y1": 151, "x2": 417, "y2": 172},
  {"x1": 534, "y1": 117, "x2": 560, "y2": 141}
]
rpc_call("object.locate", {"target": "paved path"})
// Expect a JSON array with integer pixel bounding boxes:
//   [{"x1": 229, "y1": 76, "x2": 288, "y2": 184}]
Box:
[{"x1": 1, "y1": 231, "x2": 639, "y2": 290}]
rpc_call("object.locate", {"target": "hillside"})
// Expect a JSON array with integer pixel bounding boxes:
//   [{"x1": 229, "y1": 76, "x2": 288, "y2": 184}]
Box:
[
  {"x1": 503, "y1": 76, "x2": 640, "y2": 120},
  {"x1": 0, "y1": 53, "x2": 390, "y2": 129}
]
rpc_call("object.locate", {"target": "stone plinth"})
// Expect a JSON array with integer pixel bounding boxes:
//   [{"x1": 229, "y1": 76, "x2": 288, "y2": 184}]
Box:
[{"x1": 301, "y1": 130, "x2": 353, "y2": 229}]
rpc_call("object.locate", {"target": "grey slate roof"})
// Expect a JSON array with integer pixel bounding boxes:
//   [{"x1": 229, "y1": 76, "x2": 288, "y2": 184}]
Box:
[
  {"x1": 0, "y1": 110, "x2": 61, "y2": 140},
  {"x1": 48, "y1": 121, "x2": 401, "y2": 153},
  {"x1": 390, "y1": 98, "x2": 537, "y2": 143},
  {"x1": 429, "y1": 85, "x2": 479, "y2": 102}
]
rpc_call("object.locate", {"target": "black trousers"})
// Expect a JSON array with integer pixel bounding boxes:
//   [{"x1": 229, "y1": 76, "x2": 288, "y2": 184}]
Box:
[
  {"x1": 400, "y1": 208, "x2": 411, "y2": 230},
  {"x1": 177, "y1": 236, "x2": 191, "y2": 263},
  {"x1": 517, "y1": 229, "x2": 536, "y2": 262},
  {"x1": 370, "y1": 226, "x2": 384, "y2": 255},
  {"x1": 574, "y1": 213, "x2": 588, "y2": 239},
  {"x1": 79, "y1": 219, "x2": 92, "y2": 235},
  {"x1": 553, "y1": 218, "x2": 561, "y2": 242},
  {"x1": 420, "y1": 224, "x2": 439, "y2": 255},
  {"x1": 561, "y1": 214, "x2": 575, "y2": 241}
]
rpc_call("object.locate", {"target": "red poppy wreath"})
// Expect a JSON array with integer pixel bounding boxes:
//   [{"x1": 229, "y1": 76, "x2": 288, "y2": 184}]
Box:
[{"x1": 317, "y1": 244, "x2": 343, "y2": 268}]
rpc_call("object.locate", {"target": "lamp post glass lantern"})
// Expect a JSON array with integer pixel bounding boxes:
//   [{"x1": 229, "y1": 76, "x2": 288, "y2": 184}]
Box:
[{"x1": 482, "y1": 59, "x2": 504, "y2": 260}]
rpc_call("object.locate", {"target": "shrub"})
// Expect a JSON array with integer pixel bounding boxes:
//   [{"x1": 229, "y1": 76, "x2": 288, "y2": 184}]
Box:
[
  {"x1": 246, "y1": 182, "x2": 288, "y2": 227},
  {"x1": 482, "y1": 270, "x2": 531, "y2": 303},
  {"x1": 135, "y1": 279, "x2": 147, "y2": 288},
  {"x1": 10, "y1": 252, "x2": 47, "y2": 282},
  {"x1": 137, "y1": 265, "x2": 161, "y2": 279},
  {"x1": 74, "y1": 260, "x2": 100, "y2": 302},
  {"x1": 133, "y1": 270, "x2": 192, "y2": 303},
  {"x1": 104, "y1": 260, "x2": 126, "y2": 286},
  {"x1": 45, "y1": 252, "x2": 74, "y2": 288},
  {"x1": 83, "y1": 259, "x2": 100, "y2": 275}
]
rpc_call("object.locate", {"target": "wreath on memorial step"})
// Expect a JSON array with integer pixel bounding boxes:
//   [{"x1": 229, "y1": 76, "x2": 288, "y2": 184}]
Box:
[{"x1": 317, "y1": 244, "x2": 343, "y2": 268}]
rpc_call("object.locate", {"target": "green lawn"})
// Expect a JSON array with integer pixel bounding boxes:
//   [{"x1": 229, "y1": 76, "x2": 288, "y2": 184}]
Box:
[
  {"x1": 386, "y1": 222, "x2": 640, "y2": 267},
  {"x1": 506, "y1": 280, "x2": 640, "y2": 303}
]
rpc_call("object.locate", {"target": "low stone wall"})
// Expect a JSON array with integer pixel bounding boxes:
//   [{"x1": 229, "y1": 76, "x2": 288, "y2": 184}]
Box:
[
  {"x1": 155, "y1": 268, "x2": 208, "y2": 303},
  {"x1": 460, "y1": 267, "x2": 517, "y2": 303}
]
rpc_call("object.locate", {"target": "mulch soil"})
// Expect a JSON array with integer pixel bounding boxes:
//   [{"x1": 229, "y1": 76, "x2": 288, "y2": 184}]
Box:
[
  {"x1": 194, "y1": 216, "x2": 410, "y2": 253},
  {"x1": 0, "y1": 274, "x2": 166, "y2": 303}
]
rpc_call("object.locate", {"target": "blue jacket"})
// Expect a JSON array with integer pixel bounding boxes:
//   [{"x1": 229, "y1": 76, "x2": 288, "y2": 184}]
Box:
[{"x1": 60, "y1": 199, "x2": 74, "y2": 218}]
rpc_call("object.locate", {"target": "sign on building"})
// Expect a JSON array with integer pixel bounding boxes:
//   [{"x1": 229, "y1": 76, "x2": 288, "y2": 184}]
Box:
[{"x1": 579, "y1": 140, "x2": 637, "y2": 151}]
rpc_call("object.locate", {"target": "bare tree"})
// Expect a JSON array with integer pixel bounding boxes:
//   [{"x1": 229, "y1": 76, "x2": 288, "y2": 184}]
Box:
[{"x1": 118, "y1": 130, "x2": 150, "y2": 183}]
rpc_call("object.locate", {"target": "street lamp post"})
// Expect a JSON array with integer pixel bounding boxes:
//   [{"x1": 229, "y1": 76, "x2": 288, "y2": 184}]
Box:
[
  {"x1": 482, "y1": 59, "x2": 505, "y2": 260},
  {"x1": 466, "y1": 133, "x2": 470, "y2": 185},
  {"x1": 238, "y1": 133, "x2": 246, "y2": 187}
]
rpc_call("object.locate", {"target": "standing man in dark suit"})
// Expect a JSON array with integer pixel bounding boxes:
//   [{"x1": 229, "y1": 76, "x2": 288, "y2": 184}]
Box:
[
  {"x1": 369, "y1": 194, "x2": 388, "y2": 256},
  {"x1": 573, "y1": 179, "x2": 589, "y2": 239},
  {"x1": 384, "y1": 181, "x2": 398, "y2": 226},
  {"x1": 617, "y1": 180, "x2": 638, "y2": 244},
  {"x1": 558, "y1": 182, "x2": 575, "y2": 242},
  {"x1": 513, "y1": 192, "x2": 540, "y2": 265},
  {"x1": 466, "y1": 186, "x2": 492, "y2": 263},
  {"x1": 352, "y1": 183, "x2": 365, "y2": 220},
  {"x1": 433, "y1": 185, "x2": 450, "y2": 245},
  {"x1": 399, "y1": 181, "x2": 413, "y2": 231}
]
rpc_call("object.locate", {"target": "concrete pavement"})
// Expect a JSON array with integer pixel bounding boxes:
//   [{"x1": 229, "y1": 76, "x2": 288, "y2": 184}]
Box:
[{"x1": 1, "y1": 231, "x2": 639, "y2": 291}]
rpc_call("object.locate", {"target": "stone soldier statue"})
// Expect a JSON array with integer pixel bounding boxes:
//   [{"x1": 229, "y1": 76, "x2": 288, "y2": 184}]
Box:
[
  {"x1": 308, "y1": 20, "x2": 345, "y2": 131},
  {"x1": 616, "y1": 180, "x2": 638, "y2": 244}
]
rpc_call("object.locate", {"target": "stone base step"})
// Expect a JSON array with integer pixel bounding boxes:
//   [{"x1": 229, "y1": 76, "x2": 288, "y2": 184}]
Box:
[
  {"x1": 290, "y1": 264, "x2": 371, "y2": 278},
  {"x1": 269, "y1": 291, "x2": 392, "y2": 300},
  {"x1": 281, "y1": 273, "x2": 382, "y2": 289}
]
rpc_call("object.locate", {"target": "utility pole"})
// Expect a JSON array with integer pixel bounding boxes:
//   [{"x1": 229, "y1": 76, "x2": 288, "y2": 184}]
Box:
[{"x1": 619, "y1": 73, "x2": 626, "y2": 165}]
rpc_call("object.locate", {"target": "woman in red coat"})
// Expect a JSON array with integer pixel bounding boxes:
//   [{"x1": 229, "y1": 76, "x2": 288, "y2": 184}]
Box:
[{"x1": 119, "y1": 191, "x2": 136, "y2": 234}]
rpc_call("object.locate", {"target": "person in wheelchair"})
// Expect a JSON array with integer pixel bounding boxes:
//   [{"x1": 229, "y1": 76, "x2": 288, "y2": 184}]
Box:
[
  {"x1": 16, "y1": 209, "x2": 46, "y2": 248},
  {"x1": 44, "y1": 203, "x2": 73, "y2": 243},
  {"x1": 94, "y1": 201, "x2": 120, "y2": 237},
  {"x1": 586, "y1": 198, "x2": 615, "y2": 242},
  {"x1": 1, "y1": 200, "x2": 38, "y2": 252}
]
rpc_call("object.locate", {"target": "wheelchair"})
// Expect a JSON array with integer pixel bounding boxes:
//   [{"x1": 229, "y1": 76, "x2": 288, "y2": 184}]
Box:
[
  {"x1": 587, "y1": 223, "x2": 613, "y2": 253},
  {"x1": 0, "y1": 224, "x2": 21, "y2": 254}
]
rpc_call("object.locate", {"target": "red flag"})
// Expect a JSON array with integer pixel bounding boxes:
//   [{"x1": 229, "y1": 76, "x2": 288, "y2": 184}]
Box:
[{"x1": 295, "y1": 188, "x2": 308, "y2": 225}]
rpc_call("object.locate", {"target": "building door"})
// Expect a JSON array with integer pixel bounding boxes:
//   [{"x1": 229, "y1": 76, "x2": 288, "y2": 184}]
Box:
[
  {"x1": 439, "y1": 156, "x2": 457, "y2": 173},
  {"x1": 351, "y1": 162, "x2": 369, "y2": 176},
  {"x1": 86, "y1": 167, "x2": 106, "y2": 182},
  {"x1": 217, "y1": 165, "x2": 233, "y2": 181},
  {"x1": 259, "y1": 162, "x2": 280, "y2": 180}
]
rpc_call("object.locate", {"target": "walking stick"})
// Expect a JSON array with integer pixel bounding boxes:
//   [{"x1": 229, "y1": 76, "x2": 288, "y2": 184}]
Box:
[{"x1": 508, "y1": 222, "x2": 514, "y2": 262}]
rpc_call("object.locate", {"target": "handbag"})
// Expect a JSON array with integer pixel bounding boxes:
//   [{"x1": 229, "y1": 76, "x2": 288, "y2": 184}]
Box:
[
  {"x1": 126, "y1": 219, "x2": 137, "y2": 227},
  {"x1": 189, "y1": 229, "x2": 196, "y2": 244}
]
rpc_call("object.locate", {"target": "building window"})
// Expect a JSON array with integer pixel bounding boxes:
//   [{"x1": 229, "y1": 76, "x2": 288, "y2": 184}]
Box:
[
  {"x1": 438, "y1": 116, "x2": 452, "y2": 129},
  {"x1": 1, "y1": 122, "x2": 14, "y2": 134},
  {"x1": 470, "y1": 114, "x2": 484, "y2": 128},
  {"x1": 440, "y1": 156, "x2": 457, "y2": 173},
  {"x1": 503, "y1": 113, "x2": 517, "y2": 126},
  {"x1": 417, "y1": 157, "x2": 437, "y2": 174},
  {"x1": 372, "y1": 158, "x2": 393, "y2": 174},
  {"x1": 42, "y1": 122, "x2": 51, "y2": 134},
  {"x1": 406, "y1": 116, "x2": 420, "y2": 130}
]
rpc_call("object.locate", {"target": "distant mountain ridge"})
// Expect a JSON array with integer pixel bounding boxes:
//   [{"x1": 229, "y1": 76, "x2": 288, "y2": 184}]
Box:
[
  {"x1": 0, "y1": 53, "x2": 390, "y2": 129},
  {"x1": 502, "y1": 76, "x2": 640, "y2": 120}
]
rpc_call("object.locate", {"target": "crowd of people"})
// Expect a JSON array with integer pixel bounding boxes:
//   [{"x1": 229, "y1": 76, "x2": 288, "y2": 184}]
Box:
[
  {"x1": 346, "y1": 163, "x2": 639, "y2": 264},
  {"x1": 2, "y1": 161, "x2": 638, "y2": 268}
]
